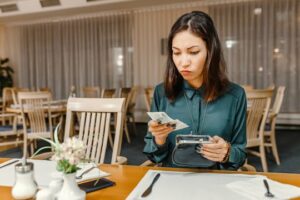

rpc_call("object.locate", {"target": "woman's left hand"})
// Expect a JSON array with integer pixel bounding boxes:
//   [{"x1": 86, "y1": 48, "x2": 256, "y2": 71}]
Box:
[{"x1": 197, "y1": 136, "x2": 230, "y2": 162}]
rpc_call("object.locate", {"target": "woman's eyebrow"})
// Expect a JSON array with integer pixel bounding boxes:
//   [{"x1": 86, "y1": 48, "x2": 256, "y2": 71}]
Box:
[
  {"x1": 172, "y1": 45, "x2": 200, "y2": 50},
  {"x1": 187, "y1": 46, "x2": 200, "y2": 50}
]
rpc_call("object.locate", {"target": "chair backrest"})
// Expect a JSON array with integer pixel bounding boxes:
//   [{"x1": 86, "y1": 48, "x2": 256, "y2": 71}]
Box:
[
  {"x1": 18, "y1": 91, "x2": 53, "y2": 158},
  {"x1": 241, "y1": 85, "x2": 253, "y2": 92},
  {"x1": 82, "y1": 86, "x2": 101, "y2": 98},
  {"x1": 64, "y1": 98, "x2": 125, "y2": 164},
  {"x1": 118, "y1": 88, "x2": 133, "y2": 111},
  {"x1": 144, "y1": 87, "x2": 154, "y2": 112},
  {"x1": 101, "y1": 88, "x2": 116, "y2": 98},
  {"x1": 127, "y1": 86, "x2": 137, "y2": 115},
  {"x1": 38, "y1": 87, "x2": 51, "y2": 92},
  {"x1": 2, "y1": 87, "x2": 15, "y2": 111},
  {"x1": 272, "y1": 86, "x2": 285, "y2": 114},
  {"x1": 38, "y1": 88, "x2": 53, "y2": 100},
  {"x1": 18, "y1": 91, "x2": 53, "y2": 134},
  {"x1": 13, "y1": 88, "x2": 30, "y2": 104},
  {"x1": 246, "y1": 89, "x2": 273, "y2": 147}
]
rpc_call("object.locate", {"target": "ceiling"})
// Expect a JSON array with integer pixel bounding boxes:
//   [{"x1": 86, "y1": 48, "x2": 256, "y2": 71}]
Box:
[{"x1": 0, "y1": 0, "x2": 203, "y2": 24}]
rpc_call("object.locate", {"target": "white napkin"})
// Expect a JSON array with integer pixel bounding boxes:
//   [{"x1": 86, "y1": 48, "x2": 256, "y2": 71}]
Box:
[
  {"x1": 227, "y1": 176, "x2": 300, "y2": 200},
  {"x1": 76, "y1": 162, "x2": 109, "y2": 182}
]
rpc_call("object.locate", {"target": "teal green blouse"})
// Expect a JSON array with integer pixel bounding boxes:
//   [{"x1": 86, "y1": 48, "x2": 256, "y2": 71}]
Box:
[{"x1": 143, "y1": 81, "x2": 247, "y2": 170}]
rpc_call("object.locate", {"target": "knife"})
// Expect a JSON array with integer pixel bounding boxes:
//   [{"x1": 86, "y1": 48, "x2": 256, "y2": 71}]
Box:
[
  {"x1": 0, "y1": 160, "x2": 19, "y2": 169},
  {"x1": 141, "y1": 173, "x2": 161, "y2": 198}
]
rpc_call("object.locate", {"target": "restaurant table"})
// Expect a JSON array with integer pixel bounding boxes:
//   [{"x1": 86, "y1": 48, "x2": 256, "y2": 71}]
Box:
[
  {"x1": 6, "y1": 99, "x2": 67, "y2": 114},
  {"x1": 0, "y1": 158, "x2": 300, "y2": 200}
]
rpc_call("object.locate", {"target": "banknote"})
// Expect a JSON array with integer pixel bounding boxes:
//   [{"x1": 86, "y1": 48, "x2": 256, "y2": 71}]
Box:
[{"x1": 147, "y1": 112, "x2": 189, "y2": 131}]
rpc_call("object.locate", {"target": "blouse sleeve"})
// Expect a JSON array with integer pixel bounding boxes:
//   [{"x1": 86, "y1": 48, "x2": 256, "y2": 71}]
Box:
[
  {"x1": 143, "y1": 85, "x2": 169, "y2": 164},
  {"x1": 221, "y1": 88, "x2": 247, "y2": 170}
]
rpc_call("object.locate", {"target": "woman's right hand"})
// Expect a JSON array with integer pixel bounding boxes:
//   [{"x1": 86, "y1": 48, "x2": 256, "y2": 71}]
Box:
[{"x1": 148, "y1": 120, "x2": 174, "y2": 146}]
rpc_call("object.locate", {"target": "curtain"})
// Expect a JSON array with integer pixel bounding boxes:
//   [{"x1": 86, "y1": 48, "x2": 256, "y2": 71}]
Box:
[
  {"x1": 5, "y1": 12, "x2": 133, "y2": 99},
  {"x1": 209, "y1": 0, "x2": 300, "y2": 113}
]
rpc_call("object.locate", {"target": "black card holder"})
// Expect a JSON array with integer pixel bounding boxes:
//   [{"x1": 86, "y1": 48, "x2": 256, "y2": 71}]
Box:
[{"x1": 79, "y1": 178, "x2": 115, "y2": 193}]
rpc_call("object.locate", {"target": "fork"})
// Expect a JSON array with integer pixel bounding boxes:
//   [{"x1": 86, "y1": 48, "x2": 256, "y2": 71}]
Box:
[{"x1": 76, "y1": 166, "x2": 96, "y2": 179}]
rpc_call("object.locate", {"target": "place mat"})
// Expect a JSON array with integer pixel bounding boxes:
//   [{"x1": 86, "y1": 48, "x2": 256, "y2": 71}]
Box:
[
  {"x1": 126, "y1": 170, "x2": 263, "y2": 200},
  {"x1": 227, "y1": 176, "x2": 300, "y2": 200}
]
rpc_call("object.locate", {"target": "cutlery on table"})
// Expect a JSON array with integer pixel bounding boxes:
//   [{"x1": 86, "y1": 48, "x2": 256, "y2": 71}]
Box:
[
  {"x1": 141, "y1": 173, "x2": 161, "y2": 198},
  {"x1": 0, "y1": 160, "x2": 19, "y2": 169},
  {"x1": 263, "y1": 179, "x2": 275, "y2": 198},
  {"x1": 76, "y1": 166, "x2": 96, "y2": 179}
]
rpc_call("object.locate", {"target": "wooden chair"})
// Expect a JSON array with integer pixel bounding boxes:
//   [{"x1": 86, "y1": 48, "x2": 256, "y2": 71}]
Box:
[
  {"x1": 1, "y1": 87, "x2": 15, "y2": 125},
  {"x1": 118, "y1": 87, "x2": 134, "y2": 143},
  {"x1": 144, "y1": 87, "x2": 154, "y2": 112},
  {"x1": 241, "y1": 85, "x2": 254, "y2": 92},
  {"x1": 18, "y1": 91, "x2": 53, "y2": 158},
  {"x1": 82, "y1": 86, "x2": 101, "y2": 98},
  {"x1": 101, "y1": 88, "x2": 116, "y2": 98},
  {"x1": 246, "y1": 89, "x2": 273, "y2": 172},
  {"x1": 264, "y1": 86, "x2": 285, "y2": 165},
  {"x1": 238, "y1": 163, "x2": 257, "y2": 172},
  {"x1": 12, "y1": 88, "x2": 30, "y2": 104},
  {"x1": 64, "y1": 97, "x2": 127, "y2": 164},
  {"x1": 0, "y1": 113, "x2": 23, "y2": 148},
  {"x1": 126, "y1": 86, "x2": 137, "y2": 135},
  {"x1": 38, "y1": 87, "x2": 51, "y2": 92}
]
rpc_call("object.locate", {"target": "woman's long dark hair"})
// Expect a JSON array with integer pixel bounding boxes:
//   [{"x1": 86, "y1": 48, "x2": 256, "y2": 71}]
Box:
[{"x1": 164, "y1": 11, "x2": 229, "y2": 102}]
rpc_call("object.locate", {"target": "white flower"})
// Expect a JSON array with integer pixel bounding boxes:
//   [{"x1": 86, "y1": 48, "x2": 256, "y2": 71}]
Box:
[{"x1": 50, "y1": 137, "x2": 86, "y2": 173}]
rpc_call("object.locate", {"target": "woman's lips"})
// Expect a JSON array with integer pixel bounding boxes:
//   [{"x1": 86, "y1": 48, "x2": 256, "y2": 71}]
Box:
[{"x1": 181, "y1": 70, "x2": 191, "y2": 76}]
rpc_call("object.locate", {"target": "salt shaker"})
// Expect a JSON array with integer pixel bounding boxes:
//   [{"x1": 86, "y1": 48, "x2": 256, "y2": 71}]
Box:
[
  {"x1": 36, "y1": 172, "x2": 63, "y2": 200},
  {"x1": 36, "y1": 188, "x2": 54, "y2": 200},
  {"x1": 11, "y1": 162, "x2": 38, "y2": 200},
  {"x1": 49, "y1": 171, "x2": 63, "y2": 198}
]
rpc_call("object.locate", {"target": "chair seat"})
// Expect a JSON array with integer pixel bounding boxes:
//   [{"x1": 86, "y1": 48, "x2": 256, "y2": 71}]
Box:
[{"x1": 0, "y1": 124, "x2": 23, "y2": 132}]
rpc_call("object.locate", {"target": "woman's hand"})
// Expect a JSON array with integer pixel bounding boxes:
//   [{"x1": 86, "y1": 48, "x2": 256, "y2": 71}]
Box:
[
  {"x1": 197, "y1": 136, "x2": 230, "y2": 162},
  {"x1": 148, "y1": 120, "x2": 174, "y2": 146}
]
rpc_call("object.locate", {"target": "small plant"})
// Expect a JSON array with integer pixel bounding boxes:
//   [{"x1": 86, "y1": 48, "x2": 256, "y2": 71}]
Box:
[
  {"x1": 0, "y1": 58, "x2": 14, "y2": 96},
  {"x1": 33, "y1": 124, "x2": 86, "y2": 174}
]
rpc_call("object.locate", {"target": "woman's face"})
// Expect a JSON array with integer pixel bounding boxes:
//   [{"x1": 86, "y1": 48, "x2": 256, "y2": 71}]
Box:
[{"x1": 172, "y1": 30, "x2": 208, "y2": 89}]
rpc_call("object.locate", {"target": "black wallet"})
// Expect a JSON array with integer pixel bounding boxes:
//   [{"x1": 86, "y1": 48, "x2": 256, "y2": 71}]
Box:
[{"x1": 79, "y1": 178, "x2": 115, "y2": 193}]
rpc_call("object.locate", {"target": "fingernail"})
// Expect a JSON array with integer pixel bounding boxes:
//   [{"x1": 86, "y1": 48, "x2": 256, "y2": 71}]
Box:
[{"x1": 170, "y1": 124, "x2": 176, "y2": 128}]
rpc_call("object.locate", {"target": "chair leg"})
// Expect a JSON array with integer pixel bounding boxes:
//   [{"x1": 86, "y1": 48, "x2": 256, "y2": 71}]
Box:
[
  {"x1": 270, "y1": 133, "x2": 280, "y2": 165},
  {"x1": 131, "y1": 116, "x2": 137, "y2": 136},
  {"x1": 260, "y1": 144, "x2": 268, "y2": 172},
  {"x1": 108, "y1": 131, "x2": 114, "y2": 149},
  {"x1": 124, "y1": 123, "x2": 131, "y2": 143}
]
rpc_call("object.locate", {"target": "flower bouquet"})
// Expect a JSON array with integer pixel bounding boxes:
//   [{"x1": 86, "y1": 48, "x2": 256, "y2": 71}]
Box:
[
  {"x1": 33, "y1": 123, "x2": 86, "y2": 174},
  {"x1": 33, "y1": 124, "x2": 87, "y2": 200}
]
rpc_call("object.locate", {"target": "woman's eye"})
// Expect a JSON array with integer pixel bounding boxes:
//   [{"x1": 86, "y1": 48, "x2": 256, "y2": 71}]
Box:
[
  {"x1": 190, "y1": 51, "x2": 200, "y2": 55},
  {"x1": 173, "y1": 52, "x2": 180, "y2": 56}
]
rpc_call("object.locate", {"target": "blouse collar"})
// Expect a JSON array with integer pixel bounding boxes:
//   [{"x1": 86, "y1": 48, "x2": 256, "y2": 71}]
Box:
[{"x1": 183, "y1": 80, "x2": 205, "y2": 99}]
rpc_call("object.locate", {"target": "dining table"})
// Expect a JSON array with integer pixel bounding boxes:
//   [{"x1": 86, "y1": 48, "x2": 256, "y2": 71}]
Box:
[
  {"x1": 0, "y1": 158, "x2": 300, "y2": 200},
  {"x1": 5, "y1": 99, "x2": 67, "y2": 114}
]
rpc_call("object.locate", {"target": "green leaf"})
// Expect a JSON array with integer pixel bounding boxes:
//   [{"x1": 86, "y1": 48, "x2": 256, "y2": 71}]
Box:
[
  {"x1": 53, "y1": 121, "x2": 61, "y2": 144},
  {"x1": 30, "y1": 146, "x2": 52, "y2": 159},
  {"x1": 35, "y1": 135, "x2": 57, "y2": 147}
]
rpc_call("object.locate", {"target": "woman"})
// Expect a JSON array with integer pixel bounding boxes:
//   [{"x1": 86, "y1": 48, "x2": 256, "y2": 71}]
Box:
[{"x1": 143, "y1": 11, "x2": 247, "y2": 170}]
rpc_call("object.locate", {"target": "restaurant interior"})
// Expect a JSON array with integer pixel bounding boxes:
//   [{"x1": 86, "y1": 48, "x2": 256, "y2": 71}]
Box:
[{"x1": 0, "y1": 0, "x2": 299, "y2": 199}]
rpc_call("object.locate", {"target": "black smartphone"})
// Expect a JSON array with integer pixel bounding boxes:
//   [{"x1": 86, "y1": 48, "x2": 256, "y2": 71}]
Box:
[{"x1": 79, "y1": 178, "x2": 115, "y2": 193}]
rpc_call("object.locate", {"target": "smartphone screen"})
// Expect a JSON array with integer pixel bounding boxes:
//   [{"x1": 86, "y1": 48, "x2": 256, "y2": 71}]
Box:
[{"x1": 79, "y1": 178, "x2": 115, "y2": 193}]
